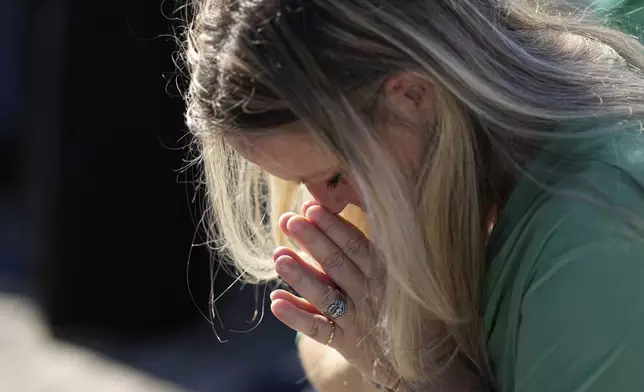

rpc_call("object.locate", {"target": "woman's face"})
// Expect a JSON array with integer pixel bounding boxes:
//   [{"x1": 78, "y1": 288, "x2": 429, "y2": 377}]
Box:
[
  {"x1": 226, "y1": 73, "x2": 434, "y2": 214},
  {"x1": 227, "y1": 124, "x2": 364, "y2": 214}
]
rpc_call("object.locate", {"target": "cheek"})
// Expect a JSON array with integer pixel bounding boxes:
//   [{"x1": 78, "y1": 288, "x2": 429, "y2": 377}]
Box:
[{"x1": 384, "y1": 126, "x2": 427, "y2": 178}]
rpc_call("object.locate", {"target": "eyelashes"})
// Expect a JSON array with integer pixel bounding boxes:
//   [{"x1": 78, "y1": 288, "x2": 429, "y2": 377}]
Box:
[{"x1": 326, "y1": 173, "x2": 343, "y2": 190}]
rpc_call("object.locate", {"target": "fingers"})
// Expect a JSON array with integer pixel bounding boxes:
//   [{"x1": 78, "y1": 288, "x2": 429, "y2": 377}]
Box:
[
  {"x1": 273, "y1": 246, "x2": 335, "y2": 287},
  {"x1": 270, "y1": 289, "x2": 322, "y2": 315},
  {"x1": 305, "y1": 205, "x2": 374, "y2": 277},
  {"x1": 279, "y1": 213, "x2": 325, "y2": 271},
  {"x1": 286, "y1": 216, "x2": 367, "y2": 299},
  {"x1": 301, "y1": 200, "x2": 318, "y2": 215},
  {"x1": 271, "y1": 298, "x2": 343, "y2": 348},
  {"x1": 275, "y1": 255, "x2": 355, "y2": 326},
  {"x1": 278, "y1": 212, "x2": 297, "y2": 234}
]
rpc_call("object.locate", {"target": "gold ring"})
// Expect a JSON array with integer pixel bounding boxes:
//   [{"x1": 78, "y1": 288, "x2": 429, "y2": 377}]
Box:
[{"x1": 325, "y1": 321, "x2": 336, "y2": 346}]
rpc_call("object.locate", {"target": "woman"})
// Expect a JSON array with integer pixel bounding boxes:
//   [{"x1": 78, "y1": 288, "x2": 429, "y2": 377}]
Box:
[{"x1": 183, "y1": 1, "x2": 644, "y2": 391}]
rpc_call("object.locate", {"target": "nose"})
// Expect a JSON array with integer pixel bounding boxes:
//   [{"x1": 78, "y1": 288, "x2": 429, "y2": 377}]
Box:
[{"x1": 304, "y1": 183, "x2": 351, "y2": 214}]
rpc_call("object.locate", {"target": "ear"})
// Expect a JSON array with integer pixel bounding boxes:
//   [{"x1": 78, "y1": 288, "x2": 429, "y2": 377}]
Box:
[{"x1": 384, "y1": 72, "x2": 434, "y2": 125}]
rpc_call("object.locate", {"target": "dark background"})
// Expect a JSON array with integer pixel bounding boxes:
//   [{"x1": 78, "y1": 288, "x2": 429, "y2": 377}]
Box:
[{"x1": 0, "y1": 1, "x2": 308, "y2": 391}]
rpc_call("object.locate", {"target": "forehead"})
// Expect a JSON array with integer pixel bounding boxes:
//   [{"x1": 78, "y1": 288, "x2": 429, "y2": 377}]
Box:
[{"x1": 226, "y1": 124, "x2": 339, "y2": 182}]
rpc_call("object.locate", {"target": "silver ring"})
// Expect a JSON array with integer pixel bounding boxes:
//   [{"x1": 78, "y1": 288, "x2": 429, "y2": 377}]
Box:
[{"x1": 323, "y1": 289, "x2": 349, "y2": 320}]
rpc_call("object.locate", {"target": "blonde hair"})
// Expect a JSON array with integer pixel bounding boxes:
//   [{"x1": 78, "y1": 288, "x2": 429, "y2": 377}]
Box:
[{"x1": 183, "y1": 0, "x2": 644, "y2": 382}]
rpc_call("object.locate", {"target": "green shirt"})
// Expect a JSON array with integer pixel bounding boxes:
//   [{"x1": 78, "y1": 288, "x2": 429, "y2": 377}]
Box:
[
  {"x1": 598, "y1": 0, "x2": 644, "y2": 37},
  {"x1": 484, "y1": 120, "x2": 644, "y2": 392}
]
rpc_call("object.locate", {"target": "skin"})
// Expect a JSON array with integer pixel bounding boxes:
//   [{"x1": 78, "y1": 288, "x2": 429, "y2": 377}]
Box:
[
  {"x1": 229, "y1": 125, "x2": 365, "y2": 214},
  {"x1": 227, "y1": 72, "x2": 432, "y2": 214},
  {"x1": 227, "y1": 74, "x2": 485, "y2": 391},
  {"x1": 296, "y1": 333, "x2": 382, "y2": 392}
]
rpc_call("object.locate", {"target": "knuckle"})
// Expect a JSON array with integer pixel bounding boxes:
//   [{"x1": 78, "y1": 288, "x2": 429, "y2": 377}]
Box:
[
  {"x1": 318, "y1": 219, "x2": 336, "y2": 234},
  {"x1": 322, "y1": 249, "x2": 347, "y2": 271},
  {"x1": 307, "y1": 317, "x2": 321, "y2": 339},
  {"x1": 344, "y1": 237, "x2": 367, "y2": 257},
  {"x1": 318, "y1": 285, "x2": 337, "y2": 309},
  {"x1": 289, "y1": 269, "x2": 305, "y2": 288}
]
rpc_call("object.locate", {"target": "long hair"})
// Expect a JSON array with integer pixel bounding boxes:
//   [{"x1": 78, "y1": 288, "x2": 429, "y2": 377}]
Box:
[{"x1": 182, "y1": 0, "x2": 644, "y2": 381}]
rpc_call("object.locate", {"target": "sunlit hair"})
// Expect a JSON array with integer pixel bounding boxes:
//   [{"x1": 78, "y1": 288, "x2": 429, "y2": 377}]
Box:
[{"x1": 182, "y1": 0, "x2": 644, "y2": 382}]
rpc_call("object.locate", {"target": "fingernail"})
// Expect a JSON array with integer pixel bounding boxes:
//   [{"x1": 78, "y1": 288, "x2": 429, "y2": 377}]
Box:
[
  {"x1": 305, "y1": 205, "x2": 326, "y2": 220},
  {"x1": 269, "y1": 291, "x2": 278, "y2": 302},
  {"x1": 303, "y1": 200, "x2": 320, "y2": 215},
  {"x1": 275, "y1": 255, "x2": 294, "y2": 274},
  {"x1": 273, "y1": 246, "x2": 291, "y2": 261},
  {"x1": 286, "y1": 218, "x2": 306, "y2": 233},
  {"x1": 279, "y1": 213, "x2": 296, "y2": 233}
]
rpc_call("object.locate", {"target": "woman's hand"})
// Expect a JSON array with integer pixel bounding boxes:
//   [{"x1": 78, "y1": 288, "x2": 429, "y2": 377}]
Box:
[{"x1": 269, "y1": 202, "x2": 399, "y2": 389}]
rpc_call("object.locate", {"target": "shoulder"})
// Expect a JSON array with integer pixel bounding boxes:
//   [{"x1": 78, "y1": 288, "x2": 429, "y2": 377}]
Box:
[
  {"x1": 504, "y1": 119, "x2": 644, "y2": 288},
  {"x1": 509, "y1": 198, "x2": 644, "y2": 391},
  {"x1": 491, "y1": 120, "x2": 644, "y2": 391},
  {"x1": 489, "y1": 120, "x2": 644, "y2": 266}
]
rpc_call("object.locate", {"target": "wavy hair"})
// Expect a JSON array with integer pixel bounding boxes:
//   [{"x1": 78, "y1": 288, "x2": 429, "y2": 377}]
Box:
[{"x1": 182, "y1": 0, "x2": 644, "y2": 381}]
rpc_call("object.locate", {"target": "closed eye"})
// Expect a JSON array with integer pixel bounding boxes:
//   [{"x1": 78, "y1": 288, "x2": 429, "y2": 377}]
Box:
[{"x1": 326, "y1": 173, "x2": 343, "y2": 190}]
